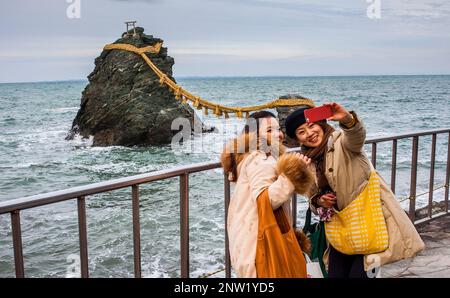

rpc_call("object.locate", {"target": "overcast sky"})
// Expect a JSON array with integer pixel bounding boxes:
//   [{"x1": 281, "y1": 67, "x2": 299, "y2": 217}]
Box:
[{"x1": 1, "y1": 0, "x2": 449, "y2": 83}]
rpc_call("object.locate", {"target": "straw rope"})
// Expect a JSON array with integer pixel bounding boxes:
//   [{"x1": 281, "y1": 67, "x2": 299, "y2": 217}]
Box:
[
  {"x1": 198, "y1": 268, "x2": 226, "y2": 278},
  {"x1": 398, "y1": 184, "x2": 448, "y2": 203},
  {"x1": 103, "y1": 43, "x2": 315, "y2": 118}
]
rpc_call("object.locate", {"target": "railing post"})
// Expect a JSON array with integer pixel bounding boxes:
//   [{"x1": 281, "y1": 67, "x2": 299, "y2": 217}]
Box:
[
  {"x1": 371, "y1": 143, "x2": 377, "y2": 169},
  {"x1": 428, "y1": 134, "x2": 437, "y2": 218},
  {"x1": 391, "y1": 139, "x2": 397, "y2": 193},
  {"x1": 292, "y1": 194, "x2": 297, "y2": 229},
  {"x1": 409, "y1": 136, "x2": 419, "y2": 222},
  {"x1": 77, "y1": 197, "x2": 89, "y2": 278},
  {"x1": 445, "y1": 132, "x2": 450, "y2": 212},
  {"x1": 11, "y1": 211, "x2": 25, "y2": 278},
  {"x1": 224, "y1": 175, "x2": 231, "y2": 278},
  {"x1": 132, "y1": 185, "x2": 141, "y2": 278},
  {"x1": 180, "y1": 174, "x2": 189, "y2": 278}
]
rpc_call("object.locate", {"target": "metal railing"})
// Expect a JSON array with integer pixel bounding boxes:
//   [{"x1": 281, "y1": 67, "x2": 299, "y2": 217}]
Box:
[
  {"x1": 365, "y1": 128, "x2": 450, "y2": 223},
  {"x1": 0, "y1": 128, "x2": 449, "y2": 278}
]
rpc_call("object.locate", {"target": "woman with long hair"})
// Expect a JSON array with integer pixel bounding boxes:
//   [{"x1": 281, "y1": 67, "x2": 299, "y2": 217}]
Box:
[{"x1": 221, "y1": 111, "x2": 314, "y2": 277}]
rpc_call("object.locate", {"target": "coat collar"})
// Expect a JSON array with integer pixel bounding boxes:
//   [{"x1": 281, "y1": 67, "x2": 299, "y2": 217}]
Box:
[
  {"x1": 220, "y1": 132, "x2": 286, "y2": 181},
  {"x1": 327, "y1": 130, "x2": 342, "y2": 152}
]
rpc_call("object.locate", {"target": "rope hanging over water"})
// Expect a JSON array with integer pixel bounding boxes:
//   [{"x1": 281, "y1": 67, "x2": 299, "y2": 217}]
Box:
[{"x1": 103, "y1": 43, "x2": 316, "y2": 118}]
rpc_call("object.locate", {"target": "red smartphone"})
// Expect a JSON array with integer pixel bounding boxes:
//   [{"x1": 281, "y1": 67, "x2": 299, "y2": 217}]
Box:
[{"x1": 304, "y1": 105, "x2": 333, "y2": 123}]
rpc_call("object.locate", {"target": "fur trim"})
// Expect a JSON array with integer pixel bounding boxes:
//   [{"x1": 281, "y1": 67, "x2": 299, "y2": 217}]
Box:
[
  {"x1": 221, "y1": 132, "x2": 286, "y2": 181},
  {"x1": 295, "y1": 229, "x2": 312, "y2": 255},
  {"x1": 276, "y1": 153, "x2": 315, "y2": 195}
]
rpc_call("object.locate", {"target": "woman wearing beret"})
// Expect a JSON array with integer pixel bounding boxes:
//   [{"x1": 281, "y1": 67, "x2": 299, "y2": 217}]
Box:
[
  {"x1": 284, "y1": 102, "x2": 425, "y2": 278},
  {"x1": 221, "y1": 111, "x2": 314, "y2": 277}
]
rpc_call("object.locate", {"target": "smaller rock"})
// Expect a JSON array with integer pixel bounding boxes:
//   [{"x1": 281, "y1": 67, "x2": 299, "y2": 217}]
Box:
[
  {"x1": 276, "y1": 94, "x2": 314, "y2": 148},
  {"x1": 415, "y1": 201, "x2": 447, "y2": 220}
]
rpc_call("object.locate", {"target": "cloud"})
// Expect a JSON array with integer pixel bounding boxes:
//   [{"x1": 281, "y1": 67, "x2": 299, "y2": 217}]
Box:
[
  {"x1": 385, "y1": 0, "x2": 450, "y2": 19},
  {"x1": 170, "y1": 45, "x2": 308, "y2": 60},
  {"x1": 1, "y1": 0, "x2": 449, "y2": 82},
  {"x1": 0, "y1": 37, "x2": 105, "y2": 60}
]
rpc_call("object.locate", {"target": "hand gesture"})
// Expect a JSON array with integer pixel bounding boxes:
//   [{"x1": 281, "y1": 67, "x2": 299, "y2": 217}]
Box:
[
  {"x1": 292, "y1": 152, "x2": 311, "y2": 166},
  {"x1": 324, "y1": 102, "x2": 352, "y2": 124},
  {"x1": 317, "y1": 192, "x2": 337, "y2": 208}
]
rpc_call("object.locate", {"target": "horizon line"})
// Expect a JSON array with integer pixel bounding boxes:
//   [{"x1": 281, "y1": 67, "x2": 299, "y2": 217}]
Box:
[{"x1": 1, "y1": 73, "x2": 450, "y2": 84}]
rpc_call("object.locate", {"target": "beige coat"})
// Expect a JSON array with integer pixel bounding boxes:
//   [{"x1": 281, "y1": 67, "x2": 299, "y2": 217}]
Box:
[
  {"x1": 309, "y1": 112, "x2": 425, "y2": 271},
  {"x1": 227, "y1": 151, "x2": 294, "y2": 277},
  {"x1": 221, "y1": 134, "x2": 314, "y2": 277}
]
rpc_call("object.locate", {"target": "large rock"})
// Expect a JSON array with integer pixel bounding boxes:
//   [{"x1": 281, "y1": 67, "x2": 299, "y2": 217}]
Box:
[{"x1": 66, "y1": 27, "x2": 213, "y2": 146}]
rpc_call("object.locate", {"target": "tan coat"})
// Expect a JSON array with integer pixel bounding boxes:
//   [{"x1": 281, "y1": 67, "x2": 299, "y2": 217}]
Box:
[{"x1": 309, "y1": 112, "x2": 425, "y2": 270}]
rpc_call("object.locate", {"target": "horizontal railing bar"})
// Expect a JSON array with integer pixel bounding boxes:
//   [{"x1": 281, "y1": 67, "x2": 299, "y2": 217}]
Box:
[
  {"x1": 364, "y1": 128, "x2": 450, "y2": 144},
  {"x1": 0, "y1": 161, "x2": 221, "y2": 214},
  {"x1": 1, "y1": 128, "x2": 449, "y2": 215}
]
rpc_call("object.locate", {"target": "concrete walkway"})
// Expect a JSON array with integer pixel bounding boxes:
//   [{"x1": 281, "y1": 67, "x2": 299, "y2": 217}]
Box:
[{"x1": 382, "y1": 213, "x2": 450, "y2": 278}]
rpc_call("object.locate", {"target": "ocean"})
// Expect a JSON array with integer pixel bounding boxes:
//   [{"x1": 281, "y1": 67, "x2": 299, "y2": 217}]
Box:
[{"x1": 0, "y1": 75, "x2": 449, "y2": 277}]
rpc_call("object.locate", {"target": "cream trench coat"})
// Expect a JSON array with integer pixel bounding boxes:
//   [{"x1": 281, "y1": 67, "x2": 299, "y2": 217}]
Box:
[{"x1": 226, "y1": 150, "x2": 295, "y2": 277}]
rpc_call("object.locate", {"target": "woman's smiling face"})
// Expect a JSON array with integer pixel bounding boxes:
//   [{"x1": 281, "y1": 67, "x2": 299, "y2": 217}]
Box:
[
  {"x1": 259, "y1": 116, "x2": 284, "y2": 144},
  {"x1": 295, "y1": 122, "x2": 324, "y2": 148}
]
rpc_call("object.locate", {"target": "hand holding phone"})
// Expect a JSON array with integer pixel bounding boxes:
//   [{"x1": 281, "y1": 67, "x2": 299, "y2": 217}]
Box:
[{"x1": 304, "y1": 105, "x2": 333, "y2": 123}]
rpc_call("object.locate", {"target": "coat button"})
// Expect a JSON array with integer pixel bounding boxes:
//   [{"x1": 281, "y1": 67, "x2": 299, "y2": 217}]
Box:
[{"x1": 328, "y1": 168, "x2": 334, "y2": 172}]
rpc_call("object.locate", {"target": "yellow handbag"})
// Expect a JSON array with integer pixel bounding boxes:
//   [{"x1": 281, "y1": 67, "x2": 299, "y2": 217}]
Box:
[{"x1": 325, "y1": 171, "x2": 389, "y2": 255}]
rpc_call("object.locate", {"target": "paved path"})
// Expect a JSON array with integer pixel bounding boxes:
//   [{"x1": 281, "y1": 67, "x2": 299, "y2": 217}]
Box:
[{"x1": 382, "y1": 213, "x2": 450, "y2": 278}]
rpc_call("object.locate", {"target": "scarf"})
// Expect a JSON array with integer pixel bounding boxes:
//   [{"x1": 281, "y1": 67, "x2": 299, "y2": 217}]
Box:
[{"x1": 301, "y1": 122, "x2": 335, "y2": 193}]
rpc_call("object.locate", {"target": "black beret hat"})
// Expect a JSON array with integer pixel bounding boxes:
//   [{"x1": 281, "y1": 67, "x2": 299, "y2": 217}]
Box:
[{"x1": 285, "y1": 107, "x2": 311, "y2": 139}]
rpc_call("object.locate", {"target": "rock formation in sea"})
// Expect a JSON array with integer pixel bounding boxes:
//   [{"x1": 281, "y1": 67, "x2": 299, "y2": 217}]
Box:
[{"x1": 66, "y1": 27, "x2": 213, "y2": 146}]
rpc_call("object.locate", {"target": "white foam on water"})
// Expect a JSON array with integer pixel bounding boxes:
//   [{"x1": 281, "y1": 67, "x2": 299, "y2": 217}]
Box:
[
  {"x1": 142, "y1": 258, "x2": 171, "y2": 278},
  {"x1": 68, "y1": 134, "x2": 94, "y2": 147},
  {"x1": 50, "y1": 107, "x2": 79, "y2": 113}
]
